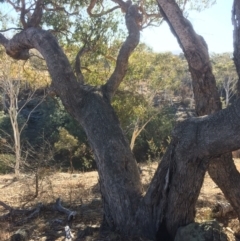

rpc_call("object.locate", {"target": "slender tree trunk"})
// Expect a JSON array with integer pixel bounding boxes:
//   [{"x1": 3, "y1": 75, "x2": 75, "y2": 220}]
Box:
[
  {"x1": 7, "y1": 80, "x2": 21, "y2": 176},
  {"x1": 10, "y1": 113, "x2": 21, "y2": 176},
  {"x1": 69, "y1": 151, "x2": 74, "y2": 174},
  {"x1": 130, "y1": 116, "x2": 154, "y2": 151},
  {"x1": 226, "y1": 89, "x2": 229, "y2": 106},
  {"x1": 35, "y1": 168, "x2": 39, "y2": 198},
  {"x1": 13, "y1": 118, "x2": 21, "y2": 176}
]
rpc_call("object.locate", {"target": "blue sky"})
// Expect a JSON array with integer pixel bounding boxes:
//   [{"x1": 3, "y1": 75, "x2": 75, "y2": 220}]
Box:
[
  {"x1": 141, "y1": 0, "x2": 233, "y2": 53},
  {"x1": 1, "y1": 0, "x2": 233, "y2": 53}
]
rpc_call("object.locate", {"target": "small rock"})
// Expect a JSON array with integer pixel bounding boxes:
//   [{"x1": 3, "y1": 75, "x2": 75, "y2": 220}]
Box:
[
  {"x1": 39, "y1": 237, "x2": 47, "y2": 241},
  {"x1": 11, "y1": 229, "x2": 28, "y2": 241},
  {"x1": 174, "y1": 221, "x2": 228, "y2": 241}
]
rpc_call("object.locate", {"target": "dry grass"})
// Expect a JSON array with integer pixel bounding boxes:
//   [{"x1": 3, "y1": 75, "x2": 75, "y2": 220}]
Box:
[
  {"x1": 0, "y1": 169, "x2": 102, "y2": 241},
  {"x1": 0, "y1": 160, "x2": 240, "y2": 240},
  {"x1": 0, "y1": 222, "x2": 11, "y2": 241}
]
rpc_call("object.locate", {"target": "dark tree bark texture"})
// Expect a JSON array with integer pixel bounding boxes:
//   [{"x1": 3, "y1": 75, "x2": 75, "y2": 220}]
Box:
[
  {"x1": 1, "y1": 0, "x2": 240, "y2": 240},
  {"x1": 0, "y1": 5, "x2": 143, "y2": 235},
  {"x1": 156, "y1": 0, "x2": 240, "y2": 238}
]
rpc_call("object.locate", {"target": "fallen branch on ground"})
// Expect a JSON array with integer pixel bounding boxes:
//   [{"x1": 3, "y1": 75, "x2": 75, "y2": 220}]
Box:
[
  {"x1": 54, "y1": 198, "x2": 77, "y2": 221},
  {"x1": 0, "y1": 198, "x2": 77, "y2": 224},
  {"x1": 0, "y1": 200, "x2": 42, "y2": 224}
]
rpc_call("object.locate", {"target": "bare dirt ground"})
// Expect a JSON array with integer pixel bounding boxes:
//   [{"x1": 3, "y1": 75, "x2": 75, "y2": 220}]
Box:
[{"x1": 0, "y1": 160, "x2": 240, "y2": 241}]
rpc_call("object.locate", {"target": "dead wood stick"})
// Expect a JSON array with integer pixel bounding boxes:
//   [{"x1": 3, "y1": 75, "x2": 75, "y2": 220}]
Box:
[
  {"x1": 20, "y1": 203, "x2": 43, "y2": 224},
  {"x1": 0, "y1": 200, "x2": 34, "y2": 215},
  {"x1": 54, "y1": 198, "x2": 77, "y2": 221},
  {"x1": 0, "y1": 200, "x2": 12, "y2": 211},
  {"x1": 0, "y1": 200, "x2": 43, "y2": 224}
]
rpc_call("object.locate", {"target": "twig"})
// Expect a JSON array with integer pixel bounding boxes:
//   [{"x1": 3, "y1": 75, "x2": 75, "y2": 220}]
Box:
[
  {"x1": 27, "y1": 203, "x2": 43, "y2": 219},
  {"x1": 0, "y1": 28, "x2": 23, "y2": 33}
]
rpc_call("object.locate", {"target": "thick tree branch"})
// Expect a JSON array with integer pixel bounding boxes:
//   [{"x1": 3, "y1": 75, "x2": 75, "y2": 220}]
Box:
[
  {"x1": 157, "y1": 0, "x2": 221, "y2": 115},
  {"x1": 171, "y1": 99, "x2": 240, "y2": 157},
  {"x1": 152, "y1": 0, "x2": 240, "y2": 237},
  {"x1": 102, "y1": 4, "x2": 141, "y2": 100},
  {"x1": 27, "y1": 0, "x2": 43, "y2": 28},
  {"x1": 0, "y1": 1, "x2": 200, "y2": 239},
  {"x1": 0, "y1": 33, "x2": 30, "y2": 60},
  {"x1": 144, "y1": 98, "x2": 240, "y2": 237},
  {"x1": 7, "y1": 0, "x2": 43, "y2": 28},
  {"x1": 0, "y1": 34, "x2": 8, "y2": 46},
  {"x1": 0, "y1": 28, "x2": 84, "y2": 117},
  {"x1": 75, "y1": 46, "x2": 88, "y2": 84}
]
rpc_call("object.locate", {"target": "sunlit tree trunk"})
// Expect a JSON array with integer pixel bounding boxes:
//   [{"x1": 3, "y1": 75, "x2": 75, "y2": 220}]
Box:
[
  {"x1": 5, "y1": 79, "x2": 21, "y2": 176},
  {"x1": 1, "y1": 70, "x2": 44, "y2": 176}
]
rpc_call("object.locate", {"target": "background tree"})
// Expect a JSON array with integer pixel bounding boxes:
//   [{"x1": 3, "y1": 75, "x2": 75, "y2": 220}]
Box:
[
  {"x1": 114, "y1": 45, "x2": 186, "y2": 158},
  {"x1": 55, "y1": 127, "x2": 83, "y2": 173},
  {"x1": 212, "y1": 53, "x2": 238, "y2": 107},
  {"x1": 0, "y1": 53, "x2": 47, "y2": 175}
]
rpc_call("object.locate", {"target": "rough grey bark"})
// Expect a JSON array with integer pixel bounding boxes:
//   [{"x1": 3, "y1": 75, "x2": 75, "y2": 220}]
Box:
[
  {"x1": 144, "y1": 99, "x2": 240, "y2": 238},
  {"x1": 156, "y1": 0, "x2": 221, "y2": 115},
  {"x1": 0, "y1": 5, "x2": 143, "y2": 235},
  {"x1": 155, "y1": 0, "x2": 240, "y2": 237}
]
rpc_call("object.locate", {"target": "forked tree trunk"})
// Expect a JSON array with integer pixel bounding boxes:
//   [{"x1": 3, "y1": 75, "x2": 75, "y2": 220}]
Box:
[
  {"x1": 142, "y1": 98, "x2": 240, "y2": 239},
  {"x1": 155, "y1": 0, "x2": 240, "y2": 238},
  {"x1": 2, "y1": 1, "x2": 240, "y2": 240},
  {"x1": 0, "y1": 6, "x2": 144, "y2": 235}
]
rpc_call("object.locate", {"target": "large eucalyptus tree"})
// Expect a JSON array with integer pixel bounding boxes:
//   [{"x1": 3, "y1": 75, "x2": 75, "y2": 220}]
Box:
[{"x1": 1, "y1": 0, "x2": 240, "y2": 240}]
